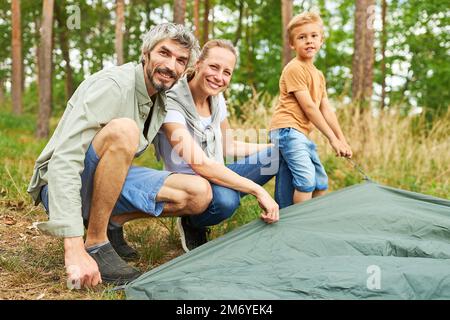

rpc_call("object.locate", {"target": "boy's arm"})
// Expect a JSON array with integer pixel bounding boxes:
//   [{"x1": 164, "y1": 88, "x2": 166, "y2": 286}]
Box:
[
  {"x1": 294, "y1": 90, "x2": 346, "y2": 156},
  {"x1": 293, "y1": 90, "x2": 347, "y2": 157},
  {"x1": 320, "y1": 97, "x2": 352, "y2": 157}
]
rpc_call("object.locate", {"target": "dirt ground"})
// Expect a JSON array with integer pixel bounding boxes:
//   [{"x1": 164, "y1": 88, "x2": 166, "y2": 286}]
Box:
[{"x1": 0, "y1": 199, "x2": 185, "y2": 300}]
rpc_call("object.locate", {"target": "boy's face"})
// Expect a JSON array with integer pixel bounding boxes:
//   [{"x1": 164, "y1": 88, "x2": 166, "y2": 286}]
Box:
[{"x1": 290, "y1": 23, "x2": 323, "y2": 61}]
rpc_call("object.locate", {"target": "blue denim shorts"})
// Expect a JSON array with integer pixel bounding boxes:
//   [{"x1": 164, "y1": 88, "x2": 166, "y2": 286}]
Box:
[
  {"x1": 270, "y1": 128, "x2": 328, "y2": 193},
  {"x1": 40, "y1": 143, "x2": 172, "y2": 220}
]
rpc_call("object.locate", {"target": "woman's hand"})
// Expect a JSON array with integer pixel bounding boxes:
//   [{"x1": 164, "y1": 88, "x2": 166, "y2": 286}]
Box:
[{"x1": 254, "y1": 186, "x2": 279, "y2": 224}]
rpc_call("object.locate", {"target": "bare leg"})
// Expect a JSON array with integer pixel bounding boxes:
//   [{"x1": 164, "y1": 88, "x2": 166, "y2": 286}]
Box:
[
  {"x1": 84, "y1": 118, "x2": 139, "y2": 248},
  {"x1": 109, "y1": 173, "x2": 213, "y2": 226},
  {"x1": 293, "y1": 190, "x2": 312, "y2": 204},
  {"x1": 312, "y1": 189, "x2": 326, "y2": 198}
]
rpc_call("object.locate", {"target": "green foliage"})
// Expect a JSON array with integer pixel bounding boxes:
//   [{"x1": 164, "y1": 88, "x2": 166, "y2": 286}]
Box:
[
  {"x1": 1, "y1": 0, "x2": 448, "y2": 118},
  {"x1": 375, "y1": 0, "x2": 450, "y2": 115}
]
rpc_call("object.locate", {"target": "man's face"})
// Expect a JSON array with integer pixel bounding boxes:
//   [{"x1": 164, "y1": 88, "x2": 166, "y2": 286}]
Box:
[
  {"x1": 290, "y1": 23, "x2": 323, "y2": 61},
  {"x1": 144, "y1": 39, "x2": 190, "y2": 94}
]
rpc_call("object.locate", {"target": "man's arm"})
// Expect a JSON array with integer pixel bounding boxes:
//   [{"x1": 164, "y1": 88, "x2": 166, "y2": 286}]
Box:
[
  {"x1": 43, "y1": 78, "x2": 124, "y2": 238},
  {"x1": 293, "y1": 90, "x2": 347, "y2": 156},
  {"x1": 44, "y1": 78, "x2": 123, "y2": 288},
  {"x1": 320, "y1": 97, "x2": 352, "y2": 158}
]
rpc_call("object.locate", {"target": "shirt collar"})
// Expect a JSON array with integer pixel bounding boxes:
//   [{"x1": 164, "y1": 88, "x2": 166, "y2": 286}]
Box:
[{"x1": 135, "y1": 63, "x2": 152, "y2": 106}]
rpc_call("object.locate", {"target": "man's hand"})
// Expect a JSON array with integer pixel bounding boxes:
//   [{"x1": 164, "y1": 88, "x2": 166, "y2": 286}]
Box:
[
  {"x1": 64, "y1": 237, "x2": 102, "y2": 289},
  {"x1": 255, "y1": 187, "x2": 279, "y2": 224}
]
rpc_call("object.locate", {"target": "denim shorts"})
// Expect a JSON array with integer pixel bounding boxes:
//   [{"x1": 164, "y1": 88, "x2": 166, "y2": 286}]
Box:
[
  {"x1": 40, "y1": 143, "x2": 172, "y2": 220},
  {"x1": 270, "y1": 128, "x2": 328, "y2": 193}
]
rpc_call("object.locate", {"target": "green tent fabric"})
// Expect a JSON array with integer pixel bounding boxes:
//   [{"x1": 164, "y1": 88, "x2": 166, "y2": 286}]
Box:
[{"x1": 125, "y1": 182, "x2": 450, "y2": 299}]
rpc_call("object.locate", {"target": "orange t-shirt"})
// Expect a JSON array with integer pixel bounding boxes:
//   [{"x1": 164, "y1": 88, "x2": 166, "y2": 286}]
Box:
[{"x1": 270, "y1": 58, "x2": 327, "y2": 136}]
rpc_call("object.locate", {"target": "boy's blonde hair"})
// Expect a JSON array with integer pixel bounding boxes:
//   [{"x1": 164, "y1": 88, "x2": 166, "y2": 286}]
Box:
[{"x1": 287, "y1": 12, "x2": 324, "y2": 44}]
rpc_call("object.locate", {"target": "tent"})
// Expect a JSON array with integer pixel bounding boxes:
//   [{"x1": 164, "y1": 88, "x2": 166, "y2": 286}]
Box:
[{"x1": 125, "y1": 182, "x2": 450, "y2": 299}]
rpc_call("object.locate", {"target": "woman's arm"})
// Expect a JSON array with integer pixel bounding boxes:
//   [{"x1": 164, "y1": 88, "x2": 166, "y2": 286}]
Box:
[
  {"x1": 220, "y1": 118, "x2": 273, "y2": 158},
  {"x1": 162, "y1": 122, "x2": 279, "y2": 223}
]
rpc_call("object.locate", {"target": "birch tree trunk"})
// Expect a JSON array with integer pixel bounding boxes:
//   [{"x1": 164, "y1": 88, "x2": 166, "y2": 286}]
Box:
[{"x1": 36, "y1": 0, "x2": 54, "y2": 139}]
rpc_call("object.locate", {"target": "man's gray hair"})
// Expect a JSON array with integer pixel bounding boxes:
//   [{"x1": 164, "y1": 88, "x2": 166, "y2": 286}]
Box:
[{"x1": 140, "y1": 23, "x2": 200, "y2": 68}]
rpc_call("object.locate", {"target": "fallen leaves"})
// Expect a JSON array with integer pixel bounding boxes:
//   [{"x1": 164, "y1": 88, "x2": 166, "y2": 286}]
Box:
[
  {"x1": 2, "y1": 200, "x2": 26, "y2": 211},
  {"x1": 1, "y1": 215, "x2": 17, "y2": 226}
]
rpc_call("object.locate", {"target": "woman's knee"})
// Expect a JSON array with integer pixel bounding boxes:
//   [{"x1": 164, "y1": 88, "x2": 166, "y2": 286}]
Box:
[{"x1": 211, "y1": 188, "x2": 240, "y2": 220}]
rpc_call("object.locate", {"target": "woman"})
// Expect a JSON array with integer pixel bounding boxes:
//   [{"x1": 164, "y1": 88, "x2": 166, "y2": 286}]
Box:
[{"x1": 157, "y1": 39, "x2": 280, "y2": 252}]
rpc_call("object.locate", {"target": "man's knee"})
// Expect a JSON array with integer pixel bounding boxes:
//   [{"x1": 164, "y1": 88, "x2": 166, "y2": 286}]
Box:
[
  {"x1": 186, "y1": 177, "x2": 213, "y2": 214},
  {"x1": 93, "y1": 118, "x2": 140, "y2": 157}
]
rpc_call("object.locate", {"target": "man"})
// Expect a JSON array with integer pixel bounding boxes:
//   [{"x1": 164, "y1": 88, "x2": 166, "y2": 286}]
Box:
[{"x1": 28, "y1": 23, "x2": 211, "y2": 288}]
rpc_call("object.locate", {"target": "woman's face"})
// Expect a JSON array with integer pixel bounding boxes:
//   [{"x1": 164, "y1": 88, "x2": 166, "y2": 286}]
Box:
[{"x1": 195, "y1": 46, "x2": 236, "y2": 96}]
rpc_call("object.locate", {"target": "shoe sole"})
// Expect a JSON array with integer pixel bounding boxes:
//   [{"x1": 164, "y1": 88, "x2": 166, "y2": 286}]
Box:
[{"x1": 176, "y1": 218, "x2": 190, "y2": 253}]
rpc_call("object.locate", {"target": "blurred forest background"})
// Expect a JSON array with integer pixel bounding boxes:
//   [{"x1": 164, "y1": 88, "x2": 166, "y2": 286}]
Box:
[
  {"x1": 0, "y1": 0, "x2": 448, "y2": 299},
  {"x1": 1, "y1": 0, "x2": 449, "y2": 131}
]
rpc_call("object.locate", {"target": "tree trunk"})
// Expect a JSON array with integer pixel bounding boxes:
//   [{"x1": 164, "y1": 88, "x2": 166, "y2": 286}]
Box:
[
  {"x1": 35, "y1": 18, "x2": 40, "y2": 87},
  {"x1": 55, "y1": 0, "x2": 74, "y2": 100},
  {"x1": 36, "y1": 0, "x2": 54, "y2": 139},
  {"x1": 145, "y1": 2, "x2": 152, "y2": 30},
  {"x1": 281, "y1": 0, "x2": 294, "y2": 67},
  {"x1": 352, "y1": 0, "x2": 364, "y2": 102},
  {"x1": 233, "y1": 0, "x2": 244, "y2": 46},
  {"x1": 380, "y1": 0, "x2": 387, "y2": 110},
  {"x1": 173, "y1": 0, "x2": 186, "y2": 25},
  {"x1": 194, "y1": 0, "x2": 200, "y2": 38},
  {"x1": 202, "y1": 0, "x2": 210, "y2": 45},
  {"x1": 211, "y1": 3, "x2": 215, "y2": 38},
  {"x1": 0, "y1": 78, "x2": 5, "y2": 106},
  {"x1": 11, "y1": 0, "x2": 23, "y2": 115},
  {"x1": 115, "y1": 0, "x2": 125, "y2": 65},
  {"x1": 362, "y1": 0, "x2": 375, "y2": 102},
  {"x1": 352, "y1": 0, "x2": 375, "y2": 106}
]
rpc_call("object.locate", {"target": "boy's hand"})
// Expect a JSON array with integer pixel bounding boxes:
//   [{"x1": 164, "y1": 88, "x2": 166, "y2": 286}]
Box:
[
  {"x1": 340, "y1": 140, "x2": 352, "y2": 158},
  {"x1": 329, "y1": 138, "x2": 348, "y2": 158}
]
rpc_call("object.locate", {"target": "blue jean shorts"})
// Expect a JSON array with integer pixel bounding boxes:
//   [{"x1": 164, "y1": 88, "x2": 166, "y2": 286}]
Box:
[
  {"x1": 40, "y1": 143, "x2": 172, "y2": 220},
  {"x1": 270, "y1": 128, "x2": 328, "y2": 193}
]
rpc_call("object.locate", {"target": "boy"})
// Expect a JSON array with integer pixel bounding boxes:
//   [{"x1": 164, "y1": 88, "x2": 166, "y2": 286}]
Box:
[{"x1": 270, "y1": 12, "x2": 352, "y2": 207}]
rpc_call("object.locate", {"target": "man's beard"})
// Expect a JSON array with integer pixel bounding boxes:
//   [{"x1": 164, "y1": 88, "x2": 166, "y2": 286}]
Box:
[{"x1": 148, "y1": 66, "x2": 178, "y2": 92}]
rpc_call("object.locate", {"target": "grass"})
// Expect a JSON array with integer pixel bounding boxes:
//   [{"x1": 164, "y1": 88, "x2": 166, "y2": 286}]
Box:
[{"x1": 0, "y1": 97, "x2": 449, "y2": 299}]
